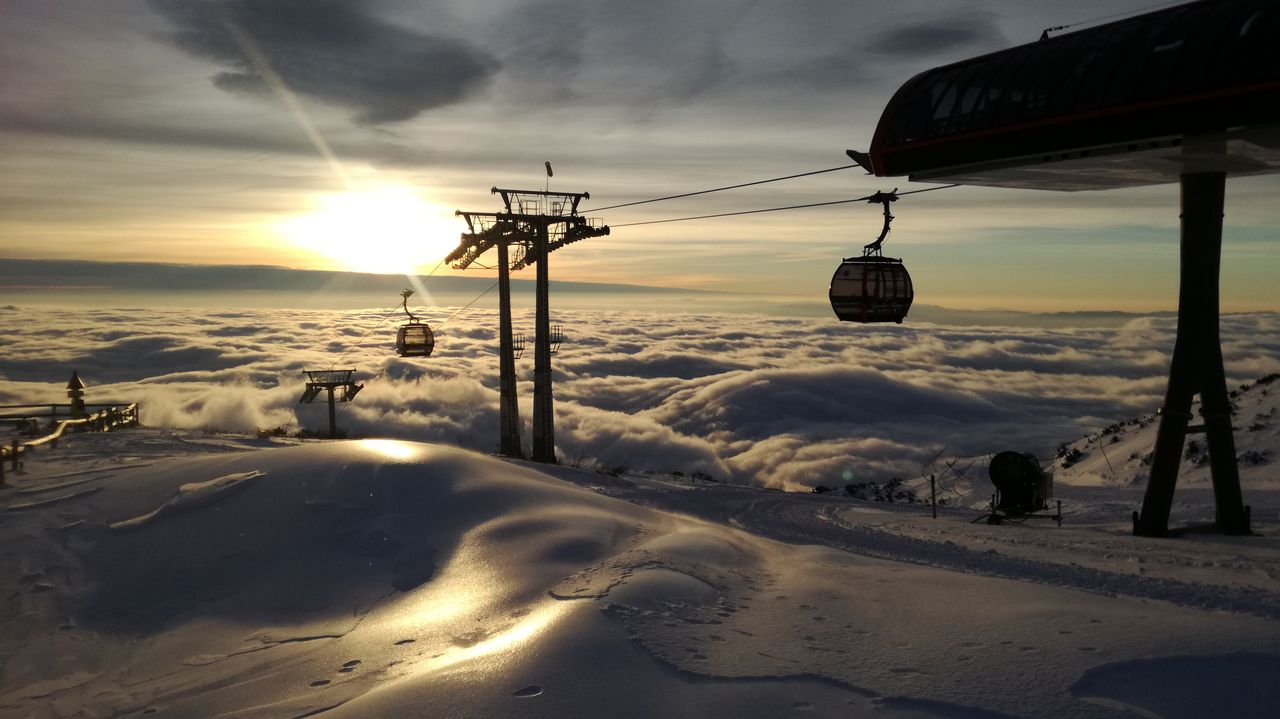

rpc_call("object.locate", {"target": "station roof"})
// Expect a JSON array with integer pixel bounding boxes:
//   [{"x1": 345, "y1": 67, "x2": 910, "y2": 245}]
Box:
[{"x1": 868, "y1": 0, "x2": 1280, "y2": 190}]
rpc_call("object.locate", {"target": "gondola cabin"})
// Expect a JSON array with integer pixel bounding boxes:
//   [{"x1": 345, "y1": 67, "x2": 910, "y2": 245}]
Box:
[
  {"x1": 829, "y1": 189, "x2": 913, "y2": 324},
  {"x1": 829, "y1": 255, "x2": 913, "y2": 323},
  {"x1": 394, "y1": 288, "x2": 434, "y2": 357},
  {"x1": 395, "y1": 322, "x2": 435, "y2": 357}
]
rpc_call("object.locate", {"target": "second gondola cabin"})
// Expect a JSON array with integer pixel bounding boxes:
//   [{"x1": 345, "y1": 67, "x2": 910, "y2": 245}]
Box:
[
  {"x1": 829, "y1": 189, "x2": 914, "y2": 324},
  {"x1": 395, "y1": 289, "x2": 435, "y2": 357}
]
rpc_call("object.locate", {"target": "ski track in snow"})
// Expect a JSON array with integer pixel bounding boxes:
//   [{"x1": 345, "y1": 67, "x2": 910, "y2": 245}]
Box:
[{"x1": 586, "y1": 483, "x2": 1280, "y2": 620}]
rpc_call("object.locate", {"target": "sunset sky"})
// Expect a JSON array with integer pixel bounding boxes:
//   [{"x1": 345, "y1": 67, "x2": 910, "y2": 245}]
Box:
[{"x1": 2, "y1": 0, "x2": 1277, "y2": 312}]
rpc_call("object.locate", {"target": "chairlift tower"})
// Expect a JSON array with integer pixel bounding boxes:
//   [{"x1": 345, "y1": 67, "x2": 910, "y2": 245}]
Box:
[
  {"x1": 299, "y1": 369, "x2": 363, "y2": 438},
  {"x1": 451, "y1": 188, "x2": 610, "y2": 463}
]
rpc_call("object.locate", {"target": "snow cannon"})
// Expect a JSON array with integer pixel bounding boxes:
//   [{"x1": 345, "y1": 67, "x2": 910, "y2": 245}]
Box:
[{"x1": 988, "y1": 451, "x2": 1052, "y2": 514}]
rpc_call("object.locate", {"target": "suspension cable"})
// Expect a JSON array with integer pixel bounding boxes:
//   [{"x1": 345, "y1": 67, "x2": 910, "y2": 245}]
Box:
[
  {"x1": 334, "y1": 278, "x2": 500, "y2": 425},
  {"x1": 611, "y1": 184, "x2": 959, "y2": 228},
  {"x1": 584, "y1": 164, "x2": 861, "y2": 213},
  {"x1": 434, "y1": 280, "x2": 501, "y2": 330},
  {"x1": 324, "y1": 251, "x2": 457, "y2": 370},
  {"x1": 328, "y1": 302, "x2": 403, "y2": 370}
]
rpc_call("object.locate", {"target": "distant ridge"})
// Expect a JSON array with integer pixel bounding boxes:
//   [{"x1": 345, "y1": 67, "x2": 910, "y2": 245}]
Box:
[
  {"x1": 6, "y1": 258, "x2": 1269, "y2": 326},
  {"x1": 0, "y1": 258, "x2": 718, "y2": 295}
]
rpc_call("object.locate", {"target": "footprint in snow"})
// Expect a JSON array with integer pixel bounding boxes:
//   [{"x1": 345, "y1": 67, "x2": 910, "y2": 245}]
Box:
[{"x1": 513, "y1": 685, "x2": 543, "y2": 698}]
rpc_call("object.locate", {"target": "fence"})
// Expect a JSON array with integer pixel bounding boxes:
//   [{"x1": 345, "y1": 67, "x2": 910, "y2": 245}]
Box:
[{"x1": 0, "y1": 403, "x2": 140, "y2": 483}]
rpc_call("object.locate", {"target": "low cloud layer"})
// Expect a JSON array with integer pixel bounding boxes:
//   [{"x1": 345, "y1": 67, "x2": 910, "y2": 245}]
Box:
[
  {"x1": 3, "y1": 305, "x2": 1278, "y2": 490},
  {"x1": 149, "y1": 0, "x2": 498, "y2": 124}
]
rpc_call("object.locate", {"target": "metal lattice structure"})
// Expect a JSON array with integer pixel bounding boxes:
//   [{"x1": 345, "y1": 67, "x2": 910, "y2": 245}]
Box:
[
  {"x1": 300, "y1": 369, "x2": 363, "y2": 438},
  {"x1": 451, "y1": 184, "x2": 609, "y2": 462}
]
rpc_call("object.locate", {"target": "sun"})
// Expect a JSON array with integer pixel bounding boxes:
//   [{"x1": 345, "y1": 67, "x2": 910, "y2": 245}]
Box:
[{"x1": 277, "y1": 187, "x2": 461, "y2": 274}]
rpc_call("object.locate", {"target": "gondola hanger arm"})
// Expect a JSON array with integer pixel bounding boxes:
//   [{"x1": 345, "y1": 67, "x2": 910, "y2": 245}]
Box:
[
  {"x1": 863, "y1": 188, "x2": 898, "y2": 254},
  {"x1": 401, "y1": 288, "x2": 419, "y2": 323}
]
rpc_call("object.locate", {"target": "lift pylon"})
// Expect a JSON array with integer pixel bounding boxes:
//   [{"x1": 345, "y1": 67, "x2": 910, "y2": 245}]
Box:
[
  {"x1": 451, "y1": 187, "x2": 610, "y2": 463},
  {"x1": 299, "y1": 369, "x2": 362, "y2": 438},
  {"x1": 451, "y1": 214, "x2": 525, "y2": 458}
]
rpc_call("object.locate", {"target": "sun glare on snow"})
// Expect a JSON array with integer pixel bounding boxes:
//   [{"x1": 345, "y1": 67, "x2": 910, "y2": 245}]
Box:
[
  {"x1": 361, "y1": 439, "x2": 420, "y2": 460},
  {"x1": 277, "y1": 188, "x2": 460, "y2": 274}
]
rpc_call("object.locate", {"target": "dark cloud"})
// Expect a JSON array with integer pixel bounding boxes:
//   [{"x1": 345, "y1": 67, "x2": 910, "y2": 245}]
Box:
[
  {"x1": 490, "y1": 0, "x2": 588, "y2": 101},
  {"x1": 866, "y1": 14, "x2": 1004, "y2": 57},
  {"x1": 149, "y1": 0, "x2": 499, "y2": 124}
]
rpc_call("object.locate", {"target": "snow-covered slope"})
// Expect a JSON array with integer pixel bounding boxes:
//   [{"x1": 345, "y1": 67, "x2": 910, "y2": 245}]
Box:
[
  {"x1": 1055, "y1": 374, "x2": 1280, "y2": 488},
  {"x1": 2, "y1": 436, "x2": 1278, "y2": 718}
]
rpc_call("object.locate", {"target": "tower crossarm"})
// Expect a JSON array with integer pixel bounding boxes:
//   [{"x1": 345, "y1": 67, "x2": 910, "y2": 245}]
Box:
[
  {"x1": 448, "y1": 212, "x2": 528, "y2": 269},
  {"x1": 491, "y1": 187, "x2": 590, "y2": 216},
  {"x1": 511, "y1": 218, "x2": 609, "y2": 271}
]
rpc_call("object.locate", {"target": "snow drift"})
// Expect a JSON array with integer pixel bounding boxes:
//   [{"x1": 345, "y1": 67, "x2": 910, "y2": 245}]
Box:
[{"x1": 2, "y1": 438, "x2": 1278, "y2": 718}]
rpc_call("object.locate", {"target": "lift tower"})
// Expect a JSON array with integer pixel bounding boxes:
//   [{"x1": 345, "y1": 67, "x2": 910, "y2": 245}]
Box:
[
  {"x1": 449, "y1": 214, "x2": 526, "y2": 458},
  {"x1": 450, "y1": 188, "x2": 609, "y2": 463}
]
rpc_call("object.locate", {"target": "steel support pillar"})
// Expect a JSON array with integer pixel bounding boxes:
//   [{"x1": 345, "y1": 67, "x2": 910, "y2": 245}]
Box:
[
  {"x1": 1135, "y1": 172, "x2": 1249, "y2": 536},
  {"x1": 531, "y1": 222, "x2": 556, "y2": 463},
  {"x1": 326, "y1": 386, "x2": 338, "y2": 439},
  {"x1": 496, "y1": 241, "x2": 524, "y2": 457}
]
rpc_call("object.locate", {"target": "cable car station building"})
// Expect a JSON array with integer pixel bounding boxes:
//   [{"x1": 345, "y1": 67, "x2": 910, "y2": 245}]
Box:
[{"x1": 860, "y1": 0, "x2": 1280, "y2": 536}]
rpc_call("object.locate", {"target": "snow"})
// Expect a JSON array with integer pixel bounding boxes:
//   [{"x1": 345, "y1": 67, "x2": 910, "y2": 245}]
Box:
[
  {"x1": 108, "y1": 470, "x2": 264, "y2": 530},
  {"x1": 1, "y1": 432, "x2": 1278, "y2": 718},
  {"x1": 1055, "y1": 374, "x2": 1280, "y2": 492}
]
